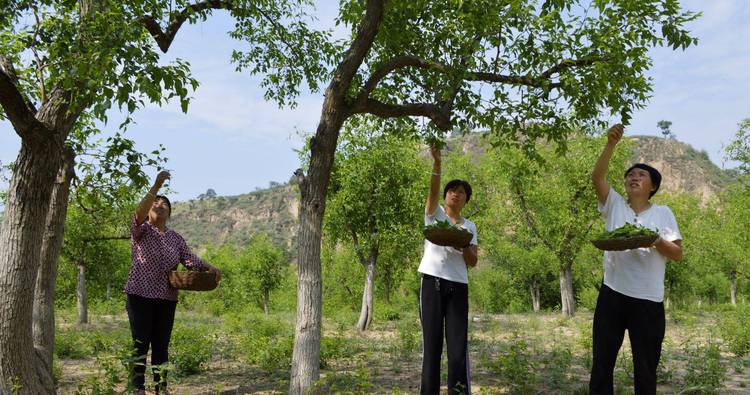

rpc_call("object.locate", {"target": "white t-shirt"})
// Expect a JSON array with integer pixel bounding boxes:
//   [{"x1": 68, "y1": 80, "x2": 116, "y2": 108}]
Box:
[
  {"x1": 598, "y1": 188, "x2": 682, "y2": 302},
  {"x1": 418, "y1": 205, "x2": 478, "y2": 284}
]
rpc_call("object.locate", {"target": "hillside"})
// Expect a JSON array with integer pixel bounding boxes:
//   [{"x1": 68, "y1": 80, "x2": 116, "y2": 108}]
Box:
[{"x1": 168, "y1": 135, "x2": 736, "y2": 251}]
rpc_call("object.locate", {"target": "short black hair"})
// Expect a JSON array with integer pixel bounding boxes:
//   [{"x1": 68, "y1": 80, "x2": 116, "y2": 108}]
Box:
[
  {"x1": 624, "y1": 163, "x2": 662, "y2": 198},
  {"x1": 155, "y1": 195, "x2": 172, "y2": 214},
  {"x1": 443, "y1": 179, "x2": 472, "y2": 203}
]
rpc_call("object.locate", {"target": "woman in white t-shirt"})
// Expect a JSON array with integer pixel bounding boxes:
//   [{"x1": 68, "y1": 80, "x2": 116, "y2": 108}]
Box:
[
  {"x1": 589, "y1": 124, "x2": 683, "y2": 395},
  {"x1": 417, "y1": 145, "x2": 478, "y2": 395}
]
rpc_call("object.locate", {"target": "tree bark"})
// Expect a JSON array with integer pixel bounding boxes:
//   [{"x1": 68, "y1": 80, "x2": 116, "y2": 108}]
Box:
[
  {"x1": 289, "y1": 0, "x2": 385, "y2": 393},
  {"x1": 730, "y1": 270, "x2": 736, "y2": 306},
  {"x1": 356, "y1": 258, "x2": 376, "y2": 332},
  {"x1": 384, "y1": 276, "x2": 391, "y2": 305},
  {"x1": 31, "y1": 147, "x2": 74, "y2": 392},
  {"x1": 263, "y1": 289, "x2": 270, "y2": 315},
  {"x1": 665, "y1": 281, "x2": 671, "y2": 310},
  {"x1": 559, "y1": 264, "x2": 575, "y2": 317},
  {"x1": 76, "y1": 262, "x2": 88, "y2": 325},
  {"x1": 0, "y1": 141, "x2": 62, "y2": 395},
  {"x1": 530, "y1": 281, "x2": 541, "y2": 313}
]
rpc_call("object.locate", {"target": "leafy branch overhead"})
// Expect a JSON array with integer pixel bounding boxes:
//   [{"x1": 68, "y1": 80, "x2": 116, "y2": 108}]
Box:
[{"x1": 334, "y1": 0, "x2": 698, "y2": 148}]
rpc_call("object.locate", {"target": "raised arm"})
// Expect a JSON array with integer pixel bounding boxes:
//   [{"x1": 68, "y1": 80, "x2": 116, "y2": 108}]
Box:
[
  {"x1": 426, "y1": 145, "x2": 441, "y2": 215},
  {"x1": 135, "y1": 171, "x2": 170, "y2": 224},
  {"x1": 592, "y1": 124, "x2": 623, "y2": 204}
]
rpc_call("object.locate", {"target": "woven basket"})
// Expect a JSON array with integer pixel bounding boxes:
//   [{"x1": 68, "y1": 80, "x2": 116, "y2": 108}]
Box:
[
  {"x1": 168, "y1": 270, "x2": 218, "y2": 291},
  {"x1": 424, "y1": 228, "x2": 473, "y2": 248},
  {"x1": 591, "y1": 235, "x2": 658, "y2": 251}
]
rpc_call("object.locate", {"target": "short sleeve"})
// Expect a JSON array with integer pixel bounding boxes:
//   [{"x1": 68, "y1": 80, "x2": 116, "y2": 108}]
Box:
[
  {"x1": 469, "y1": 223, "x2": 478, "y2": 246},
  {"x1": 659, "y1": 207, "x2": 682, "y2": 242},
  {"x1": 425, "y1": 205, "x2": 448, "y2": 225},
  {"x1": 598, "y1": 187, "x2": 623, "y2": 217},
  {"x1": 130, "y1": 215, "x2": 149, "y2": 241}
]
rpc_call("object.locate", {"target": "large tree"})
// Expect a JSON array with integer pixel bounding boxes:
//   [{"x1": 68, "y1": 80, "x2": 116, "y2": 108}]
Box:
[
  {"x1": 290, "y1": 0, "x2": 698, "y2": 391},
  {"x1": 324, "y1": 126, "x2": 423, "y2": 331},
  {"x1": 0, "y1": 0, "x2": 324, "y2": 392}
]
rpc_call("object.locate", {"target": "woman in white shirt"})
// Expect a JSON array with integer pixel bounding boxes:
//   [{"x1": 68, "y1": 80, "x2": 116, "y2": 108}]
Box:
[
  {"x1": 589, "y1": 124, "x2": 683, "y2": 395},
  {"x1": 418, "y1": 145, "x2": 478, "y2": 395}
]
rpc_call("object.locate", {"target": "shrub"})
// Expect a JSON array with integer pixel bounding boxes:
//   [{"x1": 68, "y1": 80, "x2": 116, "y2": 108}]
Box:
[
  {"x1": 169, "y1": 324, "x2": 214, "y2": 376},
  {"x1": 719, "y1": 304, "x2": 750, "y2": 357},
  {"x1": 681, "y1": 339, "x2": 726, "y2": 394}
]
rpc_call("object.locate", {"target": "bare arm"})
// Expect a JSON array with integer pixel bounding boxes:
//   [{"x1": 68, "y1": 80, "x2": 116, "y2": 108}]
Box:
[
  {"x1": 462, "y1": 245, "x2": 478, "y2": 267},
  {"x1": 592, "y1": 124, "x2": 624, "y2": 205},
  {"x1": 426, "y1": 145, "x2": 441, "y2": 215},
  {"x1": 135, "y1": 171, "x2": 170, "y2": 225},
  {"x1": 655, "y1": 239, "x2": 683, "y2": 262}
]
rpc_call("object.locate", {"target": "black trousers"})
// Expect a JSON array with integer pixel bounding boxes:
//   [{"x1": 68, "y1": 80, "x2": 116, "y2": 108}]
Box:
[
  {"x1": 590, "y1": 284, "x2": 665, "y2": 395},
  {"x1": 126, "y1": 293, "x2": 177, "y2": 391},
  {"x1": 419, "y1": 274, "x2": 470, "y2": 395}
]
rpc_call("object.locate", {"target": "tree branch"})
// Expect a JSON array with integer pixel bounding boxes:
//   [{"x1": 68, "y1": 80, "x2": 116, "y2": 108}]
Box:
[
  {"x1": 349, "y1": 98, "x2": 450, "y2": 130},
  {"x1": 141, "y1": 0, "x2": 234, "y2": 53},
  {"x1": 328, "y1": 0, "x2": 385, "y2": 103},
  {"x1": 355, "y1": 54, "x2": 605, "y2": 105},
  {"x1": 0, "y1": 62, "x2": 44, "y2": 136}
]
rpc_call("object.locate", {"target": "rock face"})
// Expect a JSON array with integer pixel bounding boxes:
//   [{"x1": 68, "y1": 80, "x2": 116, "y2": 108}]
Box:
[
  {"x1": 168, "y1": 135, "x2": 736, "y2": 252},
  {"x1": 629, "y1": 136, "x2": 734, "y2": 201}
]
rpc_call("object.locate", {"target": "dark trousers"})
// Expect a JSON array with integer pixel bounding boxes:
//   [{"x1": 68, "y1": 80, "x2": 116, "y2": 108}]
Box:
[
  {"x1": 590, "y1": 284, "x2": 665, "y2": 395},
  {"x1": 126, "y1": 293, "x2": 177, "y2": 391},
  {"x1": 419, "y1": 274, "x2": 470, "y2": 395}
]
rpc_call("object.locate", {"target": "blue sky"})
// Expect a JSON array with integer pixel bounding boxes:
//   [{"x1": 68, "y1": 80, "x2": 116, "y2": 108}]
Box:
[{"x1": 1, "y1": 0, "x2": 748, "y2": 203}]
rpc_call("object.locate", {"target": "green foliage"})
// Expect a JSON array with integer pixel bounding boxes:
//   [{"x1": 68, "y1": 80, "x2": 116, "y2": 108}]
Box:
[
  {"x1": 169, "y1": 324, "x2": 215, "y2": 376},
  {"x1": 725, "y1": 118, "x2": 750, "y2": 176},
  {"x1": 491, "y1": 334, "x2": 538, "y2": 393},
  {"x1": 311, "y1": 367, "x2": 374, "y2": 394},
  {"x1": 325, "y1": 126, "x2": 425, "y2": 313},
  {"x1": 719, "y1": 304, "x2": 750, "y2": 357},
  {"x1": 595, "y1": 222, "x2": 659, "y2": 239},
  {"x1": 682, "y1": 339, "x2": 726, "y2": 394},
  {"x1": 55, "y1": 326, "x2": 130, "y2": 360}
]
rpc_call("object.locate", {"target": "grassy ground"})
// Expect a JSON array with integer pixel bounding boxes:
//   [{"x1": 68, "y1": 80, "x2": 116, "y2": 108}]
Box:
[{"x1": 55, "y1": 307, "x2": 750, "y2": 394}]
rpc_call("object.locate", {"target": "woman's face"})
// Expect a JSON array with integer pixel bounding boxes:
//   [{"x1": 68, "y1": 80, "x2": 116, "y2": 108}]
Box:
[
  {"x1": 624, "y1": 168, "x2": 654, "y2": 199},
  {"x1": 149, "y1": 198, "x2": 171, "y2": 222},
  {"x1": 445, "y1": 186, "x2": 468, "y2": 210}
]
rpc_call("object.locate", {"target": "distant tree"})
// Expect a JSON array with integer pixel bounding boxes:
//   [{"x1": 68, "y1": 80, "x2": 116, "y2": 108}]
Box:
[
  {"x1": 657, "y1": 120, "x2": 673, "y2": 139},
  {"x1": 725, "y1": 118, "x2": 750, "y2": 177},
  {"x1": 242, "y1": 234, "x2": 287, "y2": 314},
  {"x1": 488, "y1": 134, "x2": 631, "y2": 317},
  {"x1": 324, "y1": 126, "x2": 423, "y2": 331},
  {"x1": 198, "y1": 188, "x2": 218, "y2": 200}
]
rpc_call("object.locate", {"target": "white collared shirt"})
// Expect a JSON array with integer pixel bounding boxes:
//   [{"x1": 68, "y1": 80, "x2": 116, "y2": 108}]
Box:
[
  {"x1": 598, "y1": 188, "x2": 682, "y2": 302},
  {"x1": 418, "y1": 205, "x2": 478, "y2": 284}
]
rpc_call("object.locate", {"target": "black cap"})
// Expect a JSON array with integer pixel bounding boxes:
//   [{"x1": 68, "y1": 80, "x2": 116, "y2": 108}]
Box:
[{"x1": 624, "y1": 163, "x2": 662, "y2": 198}]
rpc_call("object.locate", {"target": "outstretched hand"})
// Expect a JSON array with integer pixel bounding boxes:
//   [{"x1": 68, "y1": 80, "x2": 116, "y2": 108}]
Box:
[
  {"x1": 155, "y1": 170, "x2": 171, "y2": 187},
  {"x1": 607, "y1": 124, "x2": 624, "y2": 146}
]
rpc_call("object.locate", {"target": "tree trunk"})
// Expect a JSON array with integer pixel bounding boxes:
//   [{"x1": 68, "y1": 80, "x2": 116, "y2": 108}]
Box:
[
  {"x1": 263, "y1": 289, "x2": 270, "y2": 315},
  {"x1": 384, "y1": 277, "x2": 391, "y2": 305},
  {"x1": 76, "y1": 263, "x2": 88, "y2": 325},
  {"x1": 664, "y1": 281, "x2": 671, "y2": 310},
  {"x1": 289, "y1": 116, "x2": 345, "y2": 394},
  {"x1": 530, "y1": 281, "x2": 541, "y2": 313},
  {"x1": 356, "y1": 259, "x2": 376, "y2": 332},
  {"x1": 289, "y1": 1, "x2": 384, "y2": 391},
  {"x1": 559, "y1": 264, "x2": 575, "y2": 317},
  {"x1": 730, "y1": 270, "x2": 736, "y2": 306},
  {"x1": 31, "y1": 148, "x2": 74, "y2": 392},
  {"x1": 0, "y1": 141, "x2": 62, "y2": 394}
]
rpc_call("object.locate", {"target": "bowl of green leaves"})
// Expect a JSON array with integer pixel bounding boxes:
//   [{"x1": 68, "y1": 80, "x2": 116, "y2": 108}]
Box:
[
  {"x1": 423, "y1": 219, "x2": 473, "y2": 248},
  {"x1": 591, "y1": 223, "x2": 659, "y2": 251}
]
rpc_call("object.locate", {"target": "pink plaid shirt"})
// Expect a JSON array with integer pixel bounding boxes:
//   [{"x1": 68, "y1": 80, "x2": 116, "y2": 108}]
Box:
[{"x1": 124, "y1": 215, "x2": 207, "y2": 301}]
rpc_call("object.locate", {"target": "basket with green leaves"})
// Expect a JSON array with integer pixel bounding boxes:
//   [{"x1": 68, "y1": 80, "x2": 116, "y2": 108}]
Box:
[
  {"x1": 591, "y1": 223, "x2": 659, "y2": 251},
  {"x1": 423, "y1": 219, "x2": 473, "y2": 248},
  {"x1": 168, "y1": 268, "x2": 219, "y2": 291}
]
